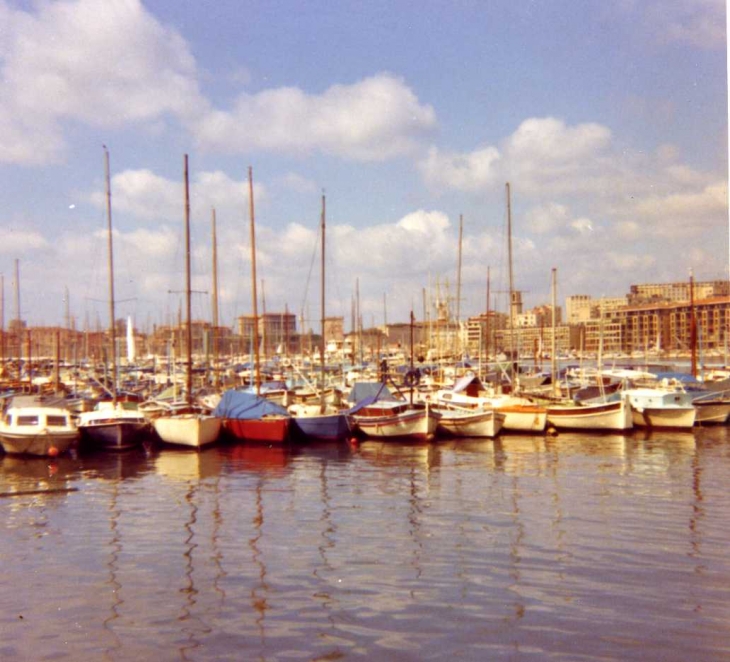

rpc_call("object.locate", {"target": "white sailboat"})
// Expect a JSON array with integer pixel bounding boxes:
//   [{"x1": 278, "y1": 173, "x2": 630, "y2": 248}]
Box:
[
  {"x1": 153, "y1": 154, "x2": 221, "y2": 449},
  {"x1": 77, "y1": 147, "x2": 149, "y2": 451}
]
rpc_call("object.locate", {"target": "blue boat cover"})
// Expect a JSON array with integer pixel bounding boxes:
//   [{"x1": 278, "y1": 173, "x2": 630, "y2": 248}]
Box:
[
  {"x1": 213, "y1": 390, "x2": 290, "y2": 419},
  {"x1": 347, "y1": 382, "x2": 398, "y2": 404}
]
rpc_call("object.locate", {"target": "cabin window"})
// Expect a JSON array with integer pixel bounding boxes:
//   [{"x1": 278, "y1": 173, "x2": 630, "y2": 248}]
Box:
[
  {"x1": 47, "y1": 415, "x2": 68, "y2": 427},
  {"x1": 17, "y1": 416, "x2": 39, "y2": 426},
  {"x1": 442, "y1": 394, "x2": 452, "y2": 400}
]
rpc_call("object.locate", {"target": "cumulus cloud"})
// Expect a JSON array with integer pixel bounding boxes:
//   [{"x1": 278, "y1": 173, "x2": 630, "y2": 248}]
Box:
[
  {"x1": 419, "y1": 117, "x2": 615, "y2": 197},
  {"x1": 192, "y1": 73, "x2": 437, "y2": 161},
  {"x1": 646, "y1": 0, "x2": 726, "y2": 50},
  {"x1": 633, "y1": 182, "x2": 727, "y2": 235},
  {"x1": 88, "y1": 168, "x2": 258, "y2": 224},
  {"x1": 0, "y1": 0, "x2": 206, "y2": 164},
  {"x1": 0, "y1": 227, "x2": 49, "y2": 253},
  {"x1": 418, "y1": 145, "x2": 501, "y2": 192}
]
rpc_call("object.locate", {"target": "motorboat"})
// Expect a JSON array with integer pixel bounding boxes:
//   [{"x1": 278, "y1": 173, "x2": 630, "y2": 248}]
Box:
[
  {"x1": 0, "y1": 395, "x2": 79, "y2": 456},
  {"x1": 77, "y1": 401, "x2": 150, "y2": 451}
]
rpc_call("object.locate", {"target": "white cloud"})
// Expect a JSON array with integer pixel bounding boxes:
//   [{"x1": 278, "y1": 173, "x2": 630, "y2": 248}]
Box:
[
  {"x1": 646, "y1": 0, "x2": 726, "y2": 50},
  {"x1": 525, "y1": 203, "x2": 570, "y2": 234},
  {"x1": 88, "y1": 168, "x2": 258, "y2": 224},
  {"x1": 633, "y1": 181, "x2": 727, "y2": 235},
  {"x1": 0, "y1": 0, "x2": 206, "y2": 164},
  {"x1": 193, "y1": 73, "x2": 437, "y2": 161},
  {"x1": 0, "y1": 227, "x2": 49, "y2": 253},
  {"x1": 418, "y1": 145, "x2": 501, "y2": 192}
]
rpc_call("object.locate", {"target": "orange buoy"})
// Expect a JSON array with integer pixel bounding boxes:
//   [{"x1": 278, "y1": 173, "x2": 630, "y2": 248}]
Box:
[{"x1": 48, "y1": 446, "x2": 59, "y2": 458}]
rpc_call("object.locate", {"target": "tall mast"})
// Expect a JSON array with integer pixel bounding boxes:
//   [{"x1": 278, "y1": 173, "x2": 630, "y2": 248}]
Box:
[
  {"x1": 485, "y1": 266, "x2": 491, "y2": 360},
  {"x1": 104, "y1": 147, "x2": 118, "y2": 405},
  {"x1": 14, "y1": 258, "x2": 20, "y2": 369},
  {"x1": 456, "y1": 213, "x2": 463, "y2": 325},
  {"x1": 551, "y1": 267, "x2": 559, "y2": 398},
  {"x1": 211, "y1": 207, "x2": 219, "y2": 388},
  {"x1": 183, "y1": 154, "x2": 193, "y2": 405},
  {"x1": 320, "y1": 192, "x2": 326, "y2": 412},
  {"x1": 690, "y1": 269, "x2": 697, "y2": 379},
  {"x1": 248, "y1": 166, "x2": 261, "y2": 395},
  {"x1": 506, "y1": 183, "x2": 516, "y2": 388}
]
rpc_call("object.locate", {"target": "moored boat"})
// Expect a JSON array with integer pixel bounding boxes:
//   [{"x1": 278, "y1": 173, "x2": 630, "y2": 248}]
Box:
[
  {"x1": 623, "y1": 387, "x2": 696, "y2": 429},
  {"x1": 153, "y1": 413, "x2": 221, "y2": 449},
  {"x1": 0, "y1": 395, "x2": 79, "y2": 456},
  {"x1": 546, "y1": 396, "x2": 633, "y2": 432},
  {"x1": 78, "y1": 401, "x2": 151, "y2": 451},
  {"x1": 289, "y1": 403, "x2": 351, "y2": 442},
  {"x1": 214, "y1": 389, "x2": 291, "y2": 444},
  {"x1": 350, "y1": 400, "x2": 440, "y2": 440},
  {"x1": 435, "y1": 406, "x2": 505, "y2": 438}
]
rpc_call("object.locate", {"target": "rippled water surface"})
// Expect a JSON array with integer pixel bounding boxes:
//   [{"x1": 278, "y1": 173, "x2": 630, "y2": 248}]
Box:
[{"x1": 1, "y1": 428, "x2": 730, "y2": 661}]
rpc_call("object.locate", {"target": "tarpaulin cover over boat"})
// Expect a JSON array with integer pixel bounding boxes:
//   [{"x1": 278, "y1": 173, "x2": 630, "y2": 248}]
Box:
[
  {"x1": 213, "y1": 390, "x2": 290, "y2": 419},
  {"x1": 347, "y1": 382, "x2": 399, "y2": 404}
]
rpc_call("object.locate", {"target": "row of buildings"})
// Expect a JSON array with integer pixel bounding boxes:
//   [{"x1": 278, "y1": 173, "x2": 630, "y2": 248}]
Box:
[{"x1": 2, "y1": 279, "x2": 728, "y2": 364}]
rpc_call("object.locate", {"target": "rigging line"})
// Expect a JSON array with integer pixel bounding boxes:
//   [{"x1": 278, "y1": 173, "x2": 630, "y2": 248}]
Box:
[{"x1": 298, "y1": 221, "x2": 321, "y2": 324}]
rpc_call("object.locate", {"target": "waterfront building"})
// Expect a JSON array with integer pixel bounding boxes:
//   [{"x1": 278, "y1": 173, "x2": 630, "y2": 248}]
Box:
[
  {"x1": 627, "y1": 280, "x2": 729, "y2": 306},
  {"x1": 566, "y1": 295, "x2": 592, "y2": 324}
]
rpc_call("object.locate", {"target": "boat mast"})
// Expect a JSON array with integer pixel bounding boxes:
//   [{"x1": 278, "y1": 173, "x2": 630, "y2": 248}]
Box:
[
  {"x1": 456, "y1": 213, "x2": 463, "y2": 333},
  {"x1": 104, "y1": 147, "x2": 118, "y2": 406},
  {"x1": 183, "y1": 154, "x2": 193, "y2": 406},
  {"x1": 248, "y1": 166, "x2": 261, "y2": 395},
  {"x1": 320, "y1": 192, "x2": 326, "y2": 413},
  {"x1": 551, "y1": 268, "x2": 559, "y2": 399},
  {"x1": 690, "y1": 269, "x2": 697, "y2": 379},
  {"x1": 506, "y1": 183, "x2": 516, "y2": 390},
  {"x1": 211, "y1": 207, "x2": 220, "y2": 389}
]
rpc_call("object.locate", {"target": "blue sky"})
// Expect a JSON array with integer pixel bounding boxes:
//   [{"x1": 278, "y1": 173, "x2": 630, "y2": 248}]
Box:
[{"x1": 0, "y1": 0, "x2": 727, "y2": 334}]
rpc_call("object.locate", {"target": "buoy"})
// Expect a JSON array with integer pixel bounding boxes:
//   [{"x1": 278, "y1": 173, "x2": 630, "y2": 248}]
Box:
[
  {"x1": 546, "y1": 426, "x2": 558, "y2": 437},
  {"x1": 47, "y1": 446, "x2": 59, "y2": 458}
]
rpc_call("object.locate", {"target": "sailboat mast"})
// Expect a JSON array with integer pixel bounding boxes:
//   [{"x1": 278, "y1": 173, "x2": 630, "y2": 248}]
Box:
[
  {"x1": 184, "y1": 154, "x2": 193, "y2": 404},
  {"x1": 104, "y1": 147, "x2": 118, "y2": 406},
  {"x1": 551, "y1": 268, "x2": 559, "y2": 398},
  {"x1": 248, "y1": 166, "x2": 261, "y2": 395},
  {"x1": 690, "y1": 270, "x2": 697, "y2": 379},
  {"x1": 506, "y1": 183, "x2": 516, "y2": 387},
  {"x1": 320, "y1": 192, "x2": 326, "y2": 411},
  {"x1": 211, "y1": 207, "x2": 220, "y2": 388}
]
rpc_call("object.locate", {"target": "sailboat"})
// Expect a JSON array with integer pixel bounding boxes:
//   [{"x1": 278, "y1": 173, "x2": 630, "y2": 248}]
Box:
[
  {"x1": 218, "y1": 167, "x2": 290, "y2": 444},
  {"x1": 289, "y1": 193, "x2": 352, "y2": 442},
  {"x1": 77, "y1": 147, "x2": 150, "y2": 451},
  {"x1": 152, "y1": 155, "x2": 221, "y2": 448},
  {"x1": 543, "y1": 269, "x2": 633, "y2": 432}
]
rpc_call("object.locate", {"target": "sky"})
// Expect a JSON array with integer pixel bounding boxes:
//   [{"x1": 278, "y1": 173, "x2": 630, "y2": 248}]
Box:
[{"x1": 0, "y1": 0, "x2": 727, "y2": 334}]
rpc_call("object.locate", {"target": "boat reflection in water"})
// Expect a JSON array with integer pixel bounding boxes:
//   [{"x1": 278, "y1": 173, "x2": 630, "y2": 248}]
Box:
[{"x1": 1, "y1": 426, "x2": 729, "y2": 660}]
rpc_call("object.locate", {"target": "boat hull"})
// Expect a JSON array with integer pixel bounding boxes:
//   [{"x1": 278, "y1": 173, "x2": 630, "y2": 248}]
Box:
[
  {"x1": 436, "y1": 409, "x2": 505, "y2": 438},
  {"x1": 693, "y1": 400, "x2": 730, "y2": 425},
  {"x1": 0, "y1": 430, "x2": 78, "y2": 456},
  {"x1": 223, "y1": 417, "x2": 290, "y2": 444},
  {"x1": 547, "y1": 399, "x2": 633, "y2": 431},
  {"x1": 631, "y1": 407, "x2": 697, "y2": 429},
  {"x1": 80, "y1": 421, "x2": 150, "y2": 451},
  {"x1": 497, "y1": 405, "x2": 547, "y2": 433},
  {"x1": 352, "y1": 408, "x2": 440, "y2": 440},
  {"x1": 153, "y1": 415, "x2": 221, "y2": 448},
  {"x1": 291, "y1": 413, "x2": 351, "y2": 442},
  {"x1": 625, "y1": 388, "x2": 697, "y2": 429}
]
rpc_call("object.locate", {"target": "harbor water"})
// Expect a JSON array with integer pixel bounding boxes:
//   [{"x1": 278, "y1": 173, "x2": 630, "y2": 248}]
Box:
[{"x1": 1, "y1": 428, "x2": 730, "y2": 661}]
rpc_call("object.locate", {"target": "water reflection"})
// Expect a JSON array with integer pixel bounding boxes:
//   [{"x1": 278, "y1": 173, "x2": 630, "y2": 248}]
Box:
[
  {"x1": 1, "y1": 428, "x2": 729, "y2": 660},
  {"x1": 102, "y1": 481, "x2": 123, "y2": 661},
  {"x1": 249, "y1": 478, "x2": 268, "y2": 643}
]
